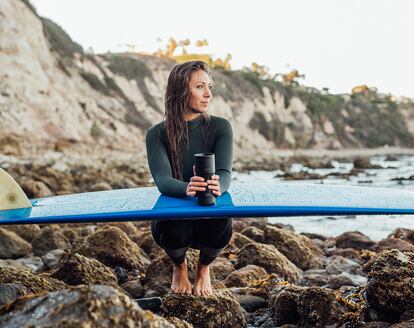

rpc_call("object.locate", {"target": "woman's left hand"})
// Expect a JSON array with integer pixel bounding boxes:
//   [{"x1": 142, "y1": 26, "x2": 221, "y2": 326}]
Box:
[{"x1": 207, "y1": 175, "x2": 221, "y2": 197}]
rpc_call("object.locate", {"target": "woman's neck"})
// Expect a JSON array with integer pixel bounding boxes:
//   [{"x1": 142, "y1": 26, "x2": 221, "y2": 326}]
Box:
[{"x1": 184, "y1": 112, "x2": 201, "y2": 122}]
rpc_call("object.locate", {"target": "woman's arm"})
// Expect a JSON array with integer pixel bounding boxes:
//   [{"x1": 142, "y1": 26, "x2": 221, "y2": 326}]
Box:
[
  {"x1": 146, "y1": 126, "x2": 188, "y2": 197},
  {"x1": 214, "y1": 119, "x2": 233, "y2": 193}
]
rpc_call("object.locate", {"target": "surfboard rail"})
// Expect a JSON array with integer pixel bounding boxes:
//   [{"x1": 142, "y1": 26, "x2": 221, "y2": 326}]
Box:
[{"x1": 1, "y1": 181, "x2": 414, "y2": 225}]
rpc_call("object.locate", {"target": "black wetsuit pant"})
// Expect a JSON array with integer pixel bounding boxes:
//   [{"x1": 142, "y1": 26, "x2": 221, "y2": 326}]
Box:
[{"x1": 151, "y1": 217, "x2": 233, "y2": 266}]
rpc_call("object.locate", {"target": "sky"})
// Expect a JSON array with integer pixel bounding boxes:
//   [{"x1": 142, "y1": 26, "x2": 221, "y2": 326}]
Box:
[{"x1": 30, "y1": 0, "x2": 414, "y2": 97}]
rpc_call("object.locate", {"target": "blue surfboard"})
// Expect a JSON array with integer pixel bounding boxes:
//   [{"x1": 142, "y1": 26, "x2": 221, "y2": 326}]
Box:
[{"x1": 1, "y1": 182, "x2": 414, "y2": 225}]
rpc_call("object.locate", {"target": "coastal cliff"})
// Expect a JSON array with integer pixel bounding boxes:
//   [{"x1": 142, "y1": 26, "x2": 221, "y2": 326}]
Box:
[{"x1": 1, "y1": 0, "x2": 414, "y2": 161}]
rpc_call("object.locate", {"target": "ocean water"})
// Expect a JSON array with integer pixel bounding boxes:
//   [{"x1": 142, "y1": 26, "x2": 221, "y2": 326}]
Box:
[{"x1": 233, "y1": 155, "x2": 414, "y2": 241}]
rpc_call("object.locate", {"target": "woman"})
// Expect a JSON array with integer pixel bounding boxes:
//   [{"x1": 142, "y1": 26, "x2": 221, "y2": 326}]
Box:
[{"x1": 145, "y1": 61, "x2": 233, "y2": 296}]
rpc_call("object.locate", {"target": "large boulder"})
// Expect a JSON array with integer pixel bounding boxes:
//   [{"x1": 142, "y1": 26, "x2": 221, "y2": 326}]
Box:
[
  {"x1": 209, "y1": 257, "x2": 235, "y2": 281},
  {"x1": 0, "y1": 265, "x2": 66, "y2": 294},
  {"x1": 263, "y1": 226, "x2": 324, "y2": 270},
  {"x1": 366, "y1": 250, "x2": 414, "y2": 322},
  {"x1": 297, "y1": 287, "x2": 347, "y2": 327},
  {"x1": 161, "y1": 290, "x2": 247, "y2": 328},
  {"x1": 0, "y1": 228, "x2": 32, "y2": 259},
  {"x1": 269, "y1": 285, "x2": 347, "y2": 327},
  {"x1": 0, "y1": 283, "x2": 30, "y2": 307},
  {"x1": 31, "y1": 225, "x2": 72, "y2": 256},
  {"x1": 240, "y1": 226, "x2": 265, "y2": 243},
  {"x1": 1, "y1": 224, "x2": 41, "y2": 243},
  {"x1": 133, "y1": 230, "x2": 164, "y2": 259},
  {"x1": 237, "y1": 243, "x2": 301, "y2": 283},
  {"x1": 376, "y1": 237, "x2": 414, "y2": 253},
  {"x1": 50, "y1": 253, "x2": 118, "y2": 286},
  {"x1": 326, "y1": 256, "x2": 361, "y2": 275},
  {"x1": 335, "y1": 231, "x2": 376, "y2": 250},
  {"x1": 76, "y1": 226, "x2": 150, "y2": 272},
  {"x1": 224, "y1": 265, "x2": 268, "y2": 288},
  {"x1": 0, "y1": 285, "x2": 175, "y2": 327}
]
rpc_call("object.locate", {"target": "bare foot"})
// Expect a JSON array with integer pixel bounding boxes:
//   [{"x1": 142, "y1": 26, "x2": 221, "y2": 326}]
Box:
[
  {"x1": 171, "y1": 260, "x2": 192, "y2": 294},
  {"x1": 193, "y1": 262, "x2": 213, "y2": 296}
]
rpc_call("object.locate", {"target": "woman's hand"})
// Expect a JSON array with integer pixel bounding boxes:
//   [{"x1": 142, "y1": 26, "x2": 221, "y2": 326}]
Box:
[
  {"x1": 186, "y1": 165, "x2": 221, "y2": 197},
  {"x1": 186, "y1": 166, "x2": 208, "y2": 197},
  {"x1": 207, "y1": 175, "x2": 221, "y2": 197}
]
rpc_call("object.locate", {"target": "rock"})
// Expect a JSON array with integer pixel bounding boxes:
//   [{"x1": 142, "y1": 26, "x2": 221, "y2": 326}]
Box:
[
  {"x1": 209, "y1": 257, "x2": 235, "y2": 281},
  {"x1": 142, "y1": 249, "x2": 211, "y2": 297},
  {"x1": 390, "y1": 320, "x2": 414, "y2": 327},
  {"x1": 300, "y1": 232, "x2": 327, "y2": 241},
  {"x1": 0, "y1": 285, "x2": 175, "y2": 327},
  {"x1": 14, "y1": 255, "x2": 44, "y2": 272},
  {"x1": 230, "y1": 232, "x2": 256, "y2": 249},
  {"x1": 353, "y1": 158, "x2": 382, "y2": 169},
  {"x1": 50, "y1": 253, "x2": 118, "y2": 286},
  {"x1": 1, "y1": 224, "x2": 41, "y2": 242},
  {"x1": 228, "y1": 286, "x2": 269, "y2": 300},
  {"x1": 164, "y1": 316, "x2": 193, "y2": 328},
  {"x1": 400, "y1": 309, "x2": 414, "y2": 322},
  {"x1": 269, "y1": 285, "x2": 304, "y2": 326},
  {"x1": 240, "y1": 226, "x2": 265, "y2": 243},
  {"x1": 60, "y1": 227, "x2": 80, "y2": 246},
  {"x1": 161, "y1": 290, "x2": 247, "y2": 328},
  {"x1": 389, "y1": 228, "x2": 414, "y2": 245},
  {"x1": 363, "y1": 322, "x2": 390, "y2": 328},
  {"x1": 121, "y1": 279, "x2": 145, "y2": 299},
  {"x1": 41, "y1": 249, "x2": 66, "y2": 269},
  {"x1": 19, "y1": 178, "x2": 53, "y2": 198},
  {"x1": 335, "y1": 231, "x2": 377, "y2": 250},
  {"x1": 232, "y1": 218, "x2": 268, "y2": 233},
  {"x1": 76, "y1": 226, "x2": 150, "y2": 272},
  {"x1": 234, "y1": 294, "x2": 267, "y2": 312},
  {"x1": 134, "y1": 297, "x2": 162, "y2": 312},
  {"x1": 103, "y1": 221, "x2": 139, "y2": 238},
  {"x1": 31, "y1": 225, "x2": 72, "y2": 256},
  {"x1": 133, "y1": 230, "x2": 163, "y2": 259},
  {"x1": 328, "y1": 274, "x2": 356, "y2": 289},
  {"x1": 299, "y1": 273, "x2": 329, "y2": 287},
  {"x1": 0, "y1": 228, "x2": 32, "y2": 259},
  {"x1": 366, "y1": 250, "x2": 414, "y2": 322},
  {"x1": 114, "y1": 266, "x2": 130, "y2": 284},
  {"x1": 224, "y1": 265, "x2": 268, "y2": 288},
  {"x1": 328, "y1": 247, "x2": 363, "y2": 262},
  {"x1": 237, "y1": 243, "x2": 301, "y2": 283},
  {"x1": 376, "y1": 237, "x2": 414, "y2": 253},
  {"x1": 0, "y1": 283, "x2": 29, "y2": 307},
  {"x1": 326, "y1": 256, "x2": 361, "y2": 275},
  {"x1": 0, "y1": 265, "x2": 66, "y2": 293},
  {"x1": 264, "y1": 225, "x2": 324, "y2": 270},
  {"x1": 297, "y1": 287, "x2": 346, "y2": 327}
]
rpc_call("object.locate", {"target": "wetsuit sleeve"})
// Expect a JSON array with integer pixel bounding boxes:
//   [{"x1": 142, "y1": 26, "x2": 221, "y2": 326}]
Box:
[
  {"x1": 146, "y1": 126, "x2": 188, "y2": 197},
  {"x1": 214, "y1": 119, "x2": 233, "y2": 193}
]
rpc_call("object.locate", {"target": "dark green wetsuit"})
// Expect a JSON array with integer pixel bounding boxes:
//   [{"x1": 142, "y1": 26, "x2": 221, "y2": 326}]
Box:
[
  {"x1": 145, "y1": 114, "x2": 233, "y2": 197},
  {"x1": 145, "y1": 114, "x2": 233, "y2": 265}
]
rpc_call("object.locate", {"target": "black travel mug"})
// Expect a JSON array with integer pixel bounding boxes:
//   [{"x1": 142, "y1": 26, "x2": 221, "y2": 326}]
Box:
[{"x1": 194, "y1": 153, "x2": 216, "y2": 205}]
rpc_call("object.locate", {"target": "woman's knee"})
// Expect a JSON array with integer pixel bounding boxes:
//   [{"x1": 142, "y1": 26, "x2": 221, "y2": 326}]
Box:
[
  {"x1": 152, "y1": 219, "x2": 193, "y2": 249},
  {"x1": 196, "y1": 217, "x2": 233, "y2": 248}
]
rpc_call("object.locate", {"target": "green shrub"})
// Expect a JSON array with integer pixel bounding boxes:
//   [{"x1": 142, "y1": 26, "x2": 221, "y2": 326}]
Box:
[
  {"x1": 80, "y1": 71, "x2": 109, "y2": 95},
  {"x1": 41, "y1": 18, "x2": 83, "y2": 57}
]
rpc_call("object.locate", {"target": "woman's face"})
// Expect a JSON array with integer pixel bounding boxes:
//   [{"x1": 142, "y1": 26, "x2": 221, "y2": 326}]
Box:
[{"x1": 188, "y1": 69, "x2": 213, "y2": 114}]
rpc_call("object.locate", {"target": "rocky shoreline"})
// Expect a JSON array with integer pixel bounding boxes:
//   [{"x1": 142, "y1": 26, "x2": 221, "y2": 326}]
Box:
[
  {"x1": 1, "y1": 219, "x2": 414, "y2": 327},
  {"x1": 1, "y1": 151, "x2": 414, "y2": 327}
]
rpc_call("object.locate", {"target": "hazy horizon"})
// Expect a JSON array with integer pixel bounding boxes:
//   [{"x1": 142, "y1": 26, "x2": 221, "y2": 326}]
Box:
[{"x1": 30, "y1": 0, "x2": 414, "y2": 98}]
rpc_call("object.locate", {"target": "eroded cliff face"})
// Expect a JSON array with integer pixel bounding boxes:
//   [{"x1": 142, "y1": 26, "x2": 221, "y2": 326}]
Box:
[{"x1": 1, "y1": 0, "x2": 413, "y2": 161}]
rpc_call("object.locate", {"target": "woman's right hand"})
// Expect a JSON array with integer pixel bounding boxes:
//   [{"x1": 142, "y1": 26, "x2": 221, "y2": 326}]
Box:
[{"x1": 186, "y1": 165, "x2": 207, "y2": 197}]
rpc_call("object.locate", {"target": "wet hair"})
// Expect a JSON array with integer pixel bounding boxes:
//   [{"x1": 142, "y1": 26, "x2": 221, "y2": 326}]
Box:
[{"x1": 163, "y1": 61, "x2": 211, "y2": 180}]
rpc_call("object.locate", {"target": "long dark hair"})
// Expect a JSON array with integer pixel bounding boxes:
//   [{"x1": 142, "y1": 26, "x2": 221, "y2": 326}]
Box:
[{"x1": 164, "y1": 61, "x2": 211, "y2": 180}]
